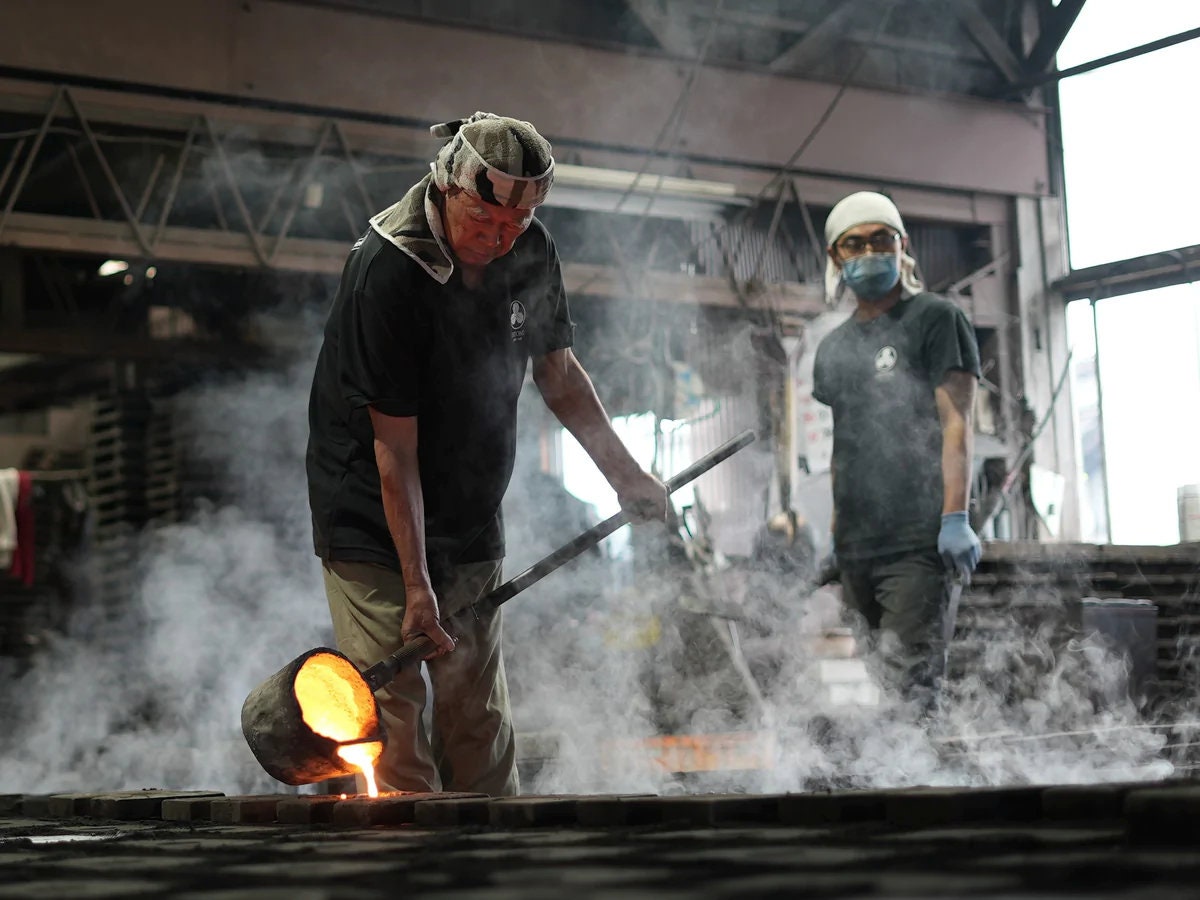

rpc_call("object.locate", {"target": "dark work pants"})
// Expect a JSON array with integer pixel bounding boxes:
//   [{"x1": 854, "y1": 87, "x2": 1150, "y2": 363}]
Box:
[{"x1": 839, "y1": 549, "x2": 955, "y2": 714}]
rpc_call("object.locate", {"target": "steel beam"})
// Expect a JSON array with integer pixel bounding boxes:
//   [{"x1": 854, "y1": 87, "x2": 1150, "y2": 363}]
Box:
[
  {"x1": 0, "y1": 85, "x2": 62, "y2": 236},
  {"x1": 0, "y1": 326, "x2": 261, "y2": 364},
  {"x1": 0, "y1": 359, "x2": 112, "y2": 412},
  {"x1": 1024, "y1": 0, "x2": 1088, "y2": 75},
  {"x1": 767, "y1": 0, "x2": 862, "y2": 74},
  {"x1": 626, "y1": 0, "x2": 699, "y2": 57},
  {"x1": 62, "y1": 87, "x2": 155, "y2": 256},
  {"x1": 948, "y1": 0, "x2": 1024, "y2": 85},
  {"x1": 0, "y1": 0, "x2": 1051, "y2": 197},
  {"x1": 0, "y1": 210, "x2": 824, "y2": 315},
  {"x1": 697, "y1": 7, "x2": 987, "y2": 64},
  {"x1": 1010, "y1": 25, "x2": 1200, "y2": 93},
  {"x1": 0, "y1": 77, "x2": 1020, "y2": 225},
  {"x1": 1054, "y1": 244, "x2": 1200, "y2": 302}
]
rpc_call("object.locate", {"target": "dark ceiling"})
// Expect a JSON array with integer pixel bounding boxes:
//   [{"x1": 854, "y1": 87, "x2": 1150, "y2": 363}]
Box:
[{"x1": 280, "y1": 0, "x2": 1083, "y2": 99}]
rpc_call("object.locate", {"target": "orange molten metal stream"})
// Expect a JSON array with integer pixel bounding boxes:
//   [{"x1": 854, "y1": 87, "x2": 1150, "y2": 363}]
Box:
[{"x1": 293, "y1": 653, "x2": 384, "y2": 797}]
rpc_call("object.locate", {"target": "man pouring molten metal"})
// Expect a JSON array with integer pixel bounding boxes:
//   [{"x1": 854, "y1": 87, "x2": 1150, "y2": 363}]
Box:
[{"x1": 306, "y1": 112, "x2": 667, "y2": 796}]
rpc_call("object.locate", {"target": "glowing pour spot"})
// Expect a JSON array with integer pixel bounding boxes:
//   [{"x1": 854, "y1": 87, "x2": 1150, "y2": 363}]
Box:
[
  {"x1": 293, "y1": 653, "x2": 383, "y2": 795},
  {"x1": 338, "y1": 742, "x2": 382, "y2": 797}
]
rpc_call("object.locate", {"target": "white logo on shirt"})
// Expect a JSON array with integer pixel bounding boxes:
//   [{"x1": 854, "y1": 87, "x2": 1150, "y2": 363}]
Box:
[
  {"x1": 510, "y1": 300, "x2": 527, "y2": 342},
  {"x1": 874, "y1": 345, "x2": 898, "y2": 373}
]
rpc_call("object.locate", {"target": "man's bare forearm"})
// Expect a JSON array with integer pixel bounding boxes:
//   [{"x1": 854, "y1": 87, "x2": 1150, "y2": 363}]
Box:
[
  {"x1": 535, "y1": 351, "x2": 642, "y2": 488},
  {"x1": 369, "y1": 411, "x2": 432, "y2": 590},
  {"x1": 940, "y1": 419, "x2": 972, "y2": 514},
  {"x1": 935, "y1": 373, "x2": 976, "y2": 515}
]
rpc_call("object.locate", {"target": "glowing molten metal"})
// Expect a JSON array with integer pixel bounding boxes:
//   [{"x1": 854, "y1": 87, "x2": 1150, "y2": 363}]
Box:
[{"x1": 292, "y1": 653, "x2": 383, "y2": 796}]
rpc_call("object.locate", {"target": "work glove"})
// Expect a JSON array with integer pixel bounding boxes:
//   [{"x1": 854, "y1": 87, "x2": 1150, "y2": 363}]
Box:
[{"x1": 938, "y1": 511, "x2": 982, "y2": 582}]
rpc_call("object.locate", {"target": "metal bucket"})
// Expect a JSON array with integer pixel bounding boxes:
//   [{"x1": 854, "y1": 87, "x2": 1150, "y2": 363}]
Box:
[{"x1": 241, "y1": 647, "x2": 386, "y2": 786}]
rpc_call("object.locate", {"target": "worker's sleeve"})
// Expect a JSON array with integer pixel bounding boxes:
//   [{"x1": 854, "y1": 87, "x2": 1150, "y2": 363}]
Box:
[
  {"x1": 529, "y1": 231, "x2": 575, "y2": 358},
  {"x1": 337, "y1": 274, "x2": 420, "y2": 417},
  {"x1": 923, "y1": 300, "x2": 981, "y2": 389}
]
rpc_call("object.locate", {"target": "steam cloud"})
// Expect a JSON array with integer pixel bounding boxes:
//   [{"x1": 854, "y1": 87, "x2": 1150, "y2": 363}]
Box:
[
  {"x1": 0, "y1": 323, "x2": 331, "y2": 795},
  {"x1": 0, "y1": 308, "x2": 1179, "y2": 798}
]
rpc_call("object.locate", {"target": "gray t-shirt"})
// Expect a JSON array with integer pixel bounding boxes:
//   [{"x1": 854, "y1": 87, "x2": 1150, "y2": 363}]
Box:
[{"x1": 812, "y1": 292, "x2": 981, "y2": 562}]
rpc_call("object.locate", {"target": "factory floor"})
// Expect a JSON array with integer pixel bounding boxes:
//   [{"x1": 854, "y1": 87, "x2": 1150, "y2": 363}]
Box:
[{"x1": 2, "y1": 782, "x2": 1200, "y2": 898}]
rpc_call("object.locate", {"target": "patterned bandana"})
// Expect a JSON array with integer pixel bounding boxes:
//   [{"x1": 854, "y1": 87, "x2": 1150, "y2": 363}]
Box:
[
  {"x1": 368, "y1": 112, "x2": 554, "y2": 284},
  {"x1": 431, "y1": 111, "x2": 554, "y2": 209}
]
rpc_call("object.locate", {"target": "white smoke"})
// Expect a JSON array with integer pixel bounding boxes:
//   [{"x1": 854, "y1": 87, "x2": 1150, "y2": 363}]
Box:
[
  {"x1": 0, "y1": 323, "x2": 329, "y2": 795},
  {"x1": 504, "y1": 552, "x2": 1174, "y2": 793},
  {"x1": 0, "y1": 308, "x2": 1180, "y2": 798}
]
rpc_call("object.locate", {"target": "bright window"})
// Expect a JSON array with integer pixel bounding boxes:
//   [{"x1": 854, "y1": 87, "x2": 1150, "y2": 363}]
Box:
[{"x1": 1061, "y1": 1, "x2": 1200, "y2": 544}]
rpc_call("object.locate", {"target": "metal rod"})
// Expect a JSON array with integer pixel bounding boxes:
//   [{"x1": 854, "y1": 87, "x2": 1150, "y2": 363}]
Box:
[
  {"x1": 256, "y1": 159, "x2": 299, "y2": 233},
  {"x1": 0, "y1": 138, "x2": 27, "y2": 209},
  {"x1": 360, "y1": 429, "x2": 757, "y2": 691},
  {"x1": 1011, "y1": 25, "x2": 1200, "y2": 92},
  {"x1": 63, "y1": 88, "x2": 155, "y2": 257},
  {"x1": 750, "y1": 180, "x2": 788, "y2": 283},
  {"x1": 153, "y1": 117, "x2": 198, "y2": 248},
  {"x1": 337, "y1": 194, "x2": 360, "y2": 239},
  {"x1": 66, "y1": 142, "x2": 102, "y2": 219},
  {"x1": 788, "y1": 179, "x2": 826, "y2": 278},
  {"x1": 271, "y1": 121, "x2": 331, "y2": 263},
  {"x1": 934, "y1": 720, "x2": 1200, "y2": 747},
  {"x1": 134, "y1": 153, "x2": 165, "y2": 222},
  {"x1": 331, "y1": 120, "x2": 376, "y2": 219},
  {"x1": 201, "y1": 116, "x2": 270, "y2": 266},
  {"x1": 0, "y1": 86, "x2": 63, "y2": 237},
  {"x1": 1090, "y1": 297, "x2": 1114, "y2": 544},
  {"x1": 203, "y1": 165, "x2": 231, "y2": 232},
  {"x1": 979, "y1": 346, "x2": 1075, "y2": 533}
]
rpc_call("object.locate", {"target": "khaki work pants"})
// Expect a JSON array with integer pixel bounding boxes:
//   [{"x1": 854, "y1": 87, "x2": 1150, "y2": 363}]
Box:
[{"x1": 322, "y1": 559, "x2": 519, "y2": 796}]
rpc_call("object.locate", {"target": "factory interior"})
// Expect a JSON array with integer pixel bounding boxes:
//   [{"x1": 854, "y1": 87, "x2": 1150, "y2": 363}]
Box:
[{"x1": 2, "y1": 0, "x2": 1200, "y2": 897}]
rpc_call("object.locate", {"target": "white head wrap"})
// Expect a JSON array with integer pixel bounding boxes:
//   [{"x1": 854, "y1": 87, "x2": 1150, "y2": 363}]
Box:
[{"x1": 823, "y1": 191, "x2": 924, "y2": 305}]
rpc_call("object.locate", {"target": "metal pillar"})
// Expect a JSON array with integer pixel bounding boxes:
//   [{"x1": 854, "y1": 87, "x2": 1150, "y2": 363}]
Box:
[{"x1": 1090, "y1": 297, "x2": 1113, "y2": 544}]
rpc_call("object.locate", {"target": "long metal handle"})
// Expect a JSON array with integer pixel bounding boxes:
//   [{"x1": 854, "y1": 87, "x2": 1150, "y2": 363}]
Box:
[{"x1": 360, "y1": 429, "x2": 756, "y2": 691}]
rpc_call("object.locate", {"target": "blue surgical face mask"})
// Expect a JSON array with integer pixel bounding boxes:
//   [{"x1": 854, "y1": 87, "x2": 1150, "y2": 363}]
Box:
[{"x1": 841, "y1": 254, "x2": 900, "y2": 301}]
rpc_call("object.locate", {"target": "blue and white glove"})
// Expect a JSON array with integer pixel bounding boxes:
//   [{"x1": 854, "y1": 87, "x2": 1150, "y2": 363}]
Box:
[{"x1": 938, "y1": 511, "x2": 981, "y2": 581}]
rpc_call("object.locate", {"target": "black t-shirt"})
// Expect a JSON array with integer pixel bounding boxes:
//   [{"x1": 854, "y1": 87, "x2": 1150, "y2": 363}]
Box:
[
  {"x1": 812, "y1": 293, "x2": 980, "y2": 562},
  {"x1": 306, "y1": 219, "x2": 575, "y2": 579}
]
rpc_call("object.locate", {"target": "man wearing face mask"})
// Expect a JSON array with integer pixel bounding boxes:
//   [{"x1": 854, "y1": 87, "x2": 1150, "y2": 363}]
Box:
[
  {"x1": 812, "y1": 191, "x2": 982, "y2": 715},
  {"x1": 306, "y1": 112, "x2": 667, "y2": 795}
]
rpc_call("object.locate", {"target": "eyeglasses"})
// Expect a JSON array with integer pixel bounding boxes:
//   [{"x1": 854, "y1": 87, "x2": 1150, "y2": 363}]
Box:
[{"x1": 835, "y1": 230, "x2": 901, "y2": 258}]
